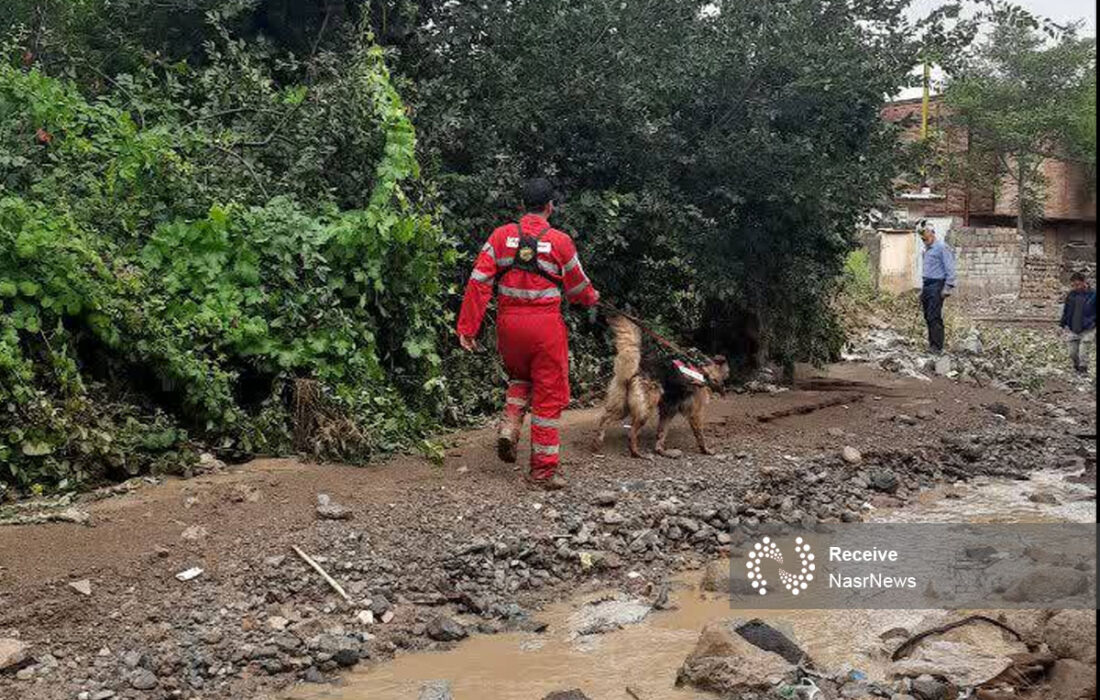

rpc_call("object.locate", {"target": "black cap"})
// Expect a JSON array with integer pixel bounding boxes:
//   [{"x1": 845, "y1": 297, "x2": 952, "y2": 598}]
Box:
[{"x1": 522, "y1": 178, "x2": 557, "y2": 210}]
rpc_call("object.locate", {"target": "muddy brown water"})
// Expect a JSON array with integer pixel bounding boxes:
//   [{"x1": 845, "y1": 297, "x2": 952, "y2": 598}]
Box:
[{"x1": 286, "y1": 470, "x2": 1094, "y2": 700}]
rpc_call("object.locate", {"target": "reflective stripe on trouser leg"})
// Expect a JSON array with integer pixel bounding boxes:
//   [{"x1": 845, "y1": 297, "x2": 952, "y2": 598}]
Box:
[
  {"x1": 500, "y1": 380, "x2": 531, "y2": 440},
  {"x1": 530, "y1": 411, "x2": 561, "y2": 481}
]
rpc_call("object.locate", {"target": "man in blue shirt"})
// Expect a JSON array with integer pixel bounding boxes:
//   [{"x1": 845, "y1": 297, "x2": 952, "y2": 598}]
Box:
[
  {"x1": 918, "y1": 221, "x2": 957, "y2": 354},
  {"x1": 1060, "y1": 271, "x2": 1096, "y2": 376}
]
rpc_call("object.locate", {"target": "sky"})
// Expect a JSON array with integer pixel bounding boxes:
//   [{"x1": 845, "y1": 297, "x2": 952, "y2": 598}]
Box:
[{"x1": 895, "y1": 0, "x2": 1097, "y2": 99}]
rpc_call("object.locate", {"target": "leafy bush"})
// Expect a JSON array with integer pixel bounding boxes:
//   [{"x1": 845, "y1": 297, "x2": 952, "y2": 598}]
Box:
[{"x1": 0, "y1": 30, "x2": 451, "y2": 491}]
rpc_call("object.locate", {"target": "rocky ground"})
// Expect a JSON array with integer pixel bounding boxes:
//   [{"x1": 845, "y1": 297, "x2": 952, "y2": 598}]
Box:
[{"x1": 0, "y1": 349, "x2": 1095, "y2": 700}]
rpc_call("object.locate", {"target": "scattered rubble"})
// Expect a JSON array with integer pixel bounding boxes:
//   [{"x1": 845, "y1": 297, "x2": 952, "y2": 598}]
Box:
[
  {"x1": 0, "y1": 374, "x2": 1092, "y2": 699},
  {"x1": 843, "y1": 323, "x2": 1096, "y2": 395}
]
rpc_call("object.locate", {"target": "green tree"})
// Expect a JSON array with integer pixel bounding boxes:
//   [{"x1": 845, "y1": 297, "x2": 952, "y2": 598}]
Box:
[
  {"x1": 942, "y1": 4, "x2": 1096, "y2": 244},
  {"x1": 405, "y1": 0, "x2": 922, "y2": 373}
]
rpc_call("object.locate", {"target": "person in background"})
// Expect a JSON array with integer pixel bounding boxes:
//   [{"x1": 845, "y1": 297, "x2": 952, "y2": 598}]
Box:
[
  {"x1": 1060, "y1": 271, "x2": 1096, "y2": 376},
  {"x1": 917, "y1": 220, "x2": 957, "y2": 355}
]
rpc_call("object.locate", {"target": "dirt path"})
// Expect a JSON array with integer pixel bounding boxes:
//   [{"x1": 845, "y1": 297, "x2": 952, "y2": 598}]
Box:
[{"x1": 0, "y1": 362, "x2": 1093, "y2": 700}]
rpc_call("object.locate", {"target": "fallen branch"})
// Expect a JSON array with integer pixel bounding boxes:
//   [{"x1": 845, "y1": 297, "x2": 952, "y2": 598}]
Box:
[
  {"x1": 626, "y1": 687, "x2": 644, "y2": 700},
  {"x1": 757, "y1": 394, "x2": 864, "y2": 423},
  {"x1": 891, "y1": 615, "x2": 1023, "y2": 662},
  {"x1": 291, "y1": 545, "x2": 351, "y2": 603}
]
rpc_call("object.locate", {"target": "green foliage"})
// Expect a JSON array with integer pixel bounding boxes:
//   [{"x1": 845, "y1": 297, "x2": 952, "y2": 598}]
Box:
[
  {"x1": 0, "y1": 19, "x2": 450, "y2": 491},
  {"x1": 405, "y1": 0, "x2": 920, "y2": 372}
]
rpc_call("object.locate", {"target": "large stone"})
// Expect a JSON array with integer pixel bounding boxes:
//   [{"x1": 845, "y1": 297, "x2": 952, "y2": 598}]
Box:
[
  {"x1": 869, "y1": 469, "x2": 900, "y2": 494},
  {"x1": 592, "y1": 491, "x2": 617, "y2": 507},
  {"x1": 960, "y1": 331, "x2": 984, "y2": 355},
  {"x1": 1003, "y1": 567, "x2": 1090, "y2": 604},
  {"x1": 700, "y1": 559, "x2": 731, "y2": 593},
  {"x1": 675, "y1": 621, "x2": 795, "y2": 695},
  {"x1": 910, "y1": 674, "x2": 952, "y2": 700},
  {"x1": 601, "y1": 510, "x2": 625, "y2": 526},
  {"x1": 369, "y1": 595, "x2": 392, "y2": 616},
  {"x1": 316, "y1": 504, "x2": 353, "y2": 521},
  {"x1": 180, "y1": 525, "x2": 208, "y2": 541},
  {"x1": 735, "y1": 619, "x2": 809, "y2": 666},
  {"x1": 315, "y1": 634, "x2": 363, "y2": 667},
  {"x1": 842, "y1": 446, "x2": 863, "y2": 465},
  {"x1": 0, "y1": 638, "x2": 29, "y2": 671},
  {"x1": 418, "y1": 680, "x2": 454, "y2": 700},
  {"x1": 129, "y1": 669, "x2": 159, "y2": 690},
  {"x1": 567, "y1": 596, "x2": 651, "y2": 637},
  {"x1": 1042, "y1": 610, "x2": 1098, "y2": 664},
  {"x1": 426, "y1": 616, "x2": 467, "y2": 642}
]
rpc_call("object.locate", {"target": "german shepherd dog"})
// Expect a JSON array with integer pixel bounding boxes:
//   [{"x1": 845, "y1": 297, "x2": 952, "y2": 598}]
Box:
[{"x1": 592, "y1": 314, "x2": 730, "y2": 458}]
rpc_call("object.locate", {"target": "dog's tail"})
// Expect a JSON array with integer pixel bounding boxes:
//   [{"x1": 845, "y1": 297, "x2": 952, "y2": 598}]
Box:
[{"x1": 607, "y1": 314, "x2": 642, "y2": 382}]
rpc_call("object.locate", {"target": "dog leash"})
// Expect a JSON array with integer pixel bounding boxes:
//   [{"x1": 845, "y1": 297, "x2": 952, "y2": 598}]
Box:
[{"x1": 596, "y1": 300, "x2": 703, "y2": 364}]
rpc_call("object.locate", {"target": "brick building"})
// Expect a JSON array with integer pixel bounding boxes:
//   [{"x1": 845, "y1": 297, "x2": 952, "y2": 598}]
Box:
[{"x1": 870, "y1": 95, "x2": 1096, "y2": 300}]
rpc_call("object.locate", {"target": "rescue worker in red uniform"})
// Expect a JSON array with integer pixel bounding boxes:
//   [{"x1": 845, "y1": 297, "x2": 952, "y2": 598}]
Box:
[{"x1": 457, "y1": 179, "x2": 600, "y2": 490}]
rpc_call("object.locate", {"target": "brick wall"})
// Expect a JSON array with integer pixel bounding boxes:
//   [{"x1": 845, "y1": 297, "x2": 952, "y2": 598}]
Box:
[
  {"x1": 993, "y1": 158, "x2": 1098, "y2": 222},
  {"x1": 882, "y1": 96, "x2": 1098, "y2": 226},
  {"x1": 947, "y1": 226, "x2": 1024, "y2": 298},
  {"x1": 1021, "y1": 256, "x2": 1064, "y2": 300}
]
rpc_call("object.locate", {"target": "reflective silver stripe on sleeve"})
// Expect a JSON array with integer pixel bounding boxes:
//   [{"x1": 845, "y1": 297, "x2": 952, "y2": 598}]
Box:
[
  {"x1": 481, "y1": 243, "x2": 496, "y2": 261},
  {"x1": 498, "y1": 285, "x2": 562, "y2": 300},
  {"x1": 497, "y1": 257, "x2": 515, "y2": 266},
  {"x1": 509, "y1": 379, "x2": 531, "y2": 387},
  {"x1": 563, "y1": 255, "x2": 581, "y2": 273},
  {"x1": 532, "y1": 443, "x2": 560, "y2": 455},
  {"x1": 506, "y1": 397, "x2": 529, "y2": 407},
  {"x1": 470, "y1": 269, "x2": 492, "y2": 283},
  {"x1": 531, "y1": 415, "x2": 560, "y2": 428},
  {"x1": 538, "y1": 259, "x2": 562, "y2": 276},
  {"x1": 566, "y1": 280, "x2": 590, "y2": 297}
]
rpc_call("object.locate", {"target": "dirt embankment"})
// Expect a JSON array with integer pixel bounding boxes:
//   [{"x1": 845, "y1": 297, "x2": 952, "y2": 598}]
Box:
[{"x1": 0, "y1": 363, "x2": 1095, "y2": 700}]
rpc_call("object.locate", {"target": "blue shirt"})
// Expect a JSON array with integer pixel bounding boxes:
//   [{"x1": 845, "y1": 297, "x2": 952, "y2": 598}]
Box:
[{"x1": 922, "y1": 239, "x2": 957, "y2": 288}]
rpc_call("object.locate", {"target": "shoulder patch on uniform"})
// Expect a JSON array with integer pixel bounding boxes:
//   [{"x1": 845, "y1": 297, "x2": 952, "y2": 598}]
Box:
[
  {"x1": 505, "y1": 237, "x2": 520, "y2": 248},
  {"x1": 537, "y1": 241, "x2": 553, "y2": 254}
]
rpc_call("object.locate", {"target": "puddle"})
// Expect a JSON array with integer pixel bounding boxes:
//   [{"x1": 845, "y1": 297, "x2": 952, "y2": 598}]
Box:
[
  {"x1": 286, "y1": 578, "x2": 911, "y2": 700},
  {"x1": 869, "y1": 469, "x2": 1095, "y2": 524},
  {"x1": 286, "y1": 470, "x2": 1094, "y2": 700}
]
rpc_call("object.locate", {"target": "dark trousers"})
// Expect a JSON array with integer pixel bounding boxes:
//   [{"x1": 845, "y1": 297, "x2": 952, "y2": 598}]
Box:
[{"x1": 921, "y1": 279, "x2": 946, "y2": 352}]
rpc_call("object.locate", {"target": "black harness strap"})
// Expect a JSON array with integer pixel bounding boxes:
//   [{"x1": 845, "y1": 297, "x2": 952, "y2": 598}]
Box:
[{"x1": 493, "y1": 221, "x2": 561, "y2": 289}]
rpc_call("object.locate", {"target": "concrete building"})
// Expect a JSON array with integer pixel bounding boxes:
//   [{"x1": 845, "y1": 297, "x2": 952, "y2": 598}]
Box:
[{"x1": 868, "y1": 95, "x2": 1096, "y2": 300}]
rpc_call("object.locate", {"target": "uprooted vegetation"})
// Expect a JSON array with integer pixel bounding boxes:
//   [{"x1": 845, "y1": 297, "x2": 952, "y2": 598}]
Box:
[{"x1": 0, "y1": 34, "x2": 453, "y2": 492}]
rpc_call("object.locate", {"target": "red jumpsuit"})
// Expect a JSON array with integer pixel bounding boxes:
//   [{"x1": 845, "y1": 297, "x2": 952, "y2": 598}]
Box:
[{"x1": 457, "y1": 213, "x2": 600, "y2": 481}]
